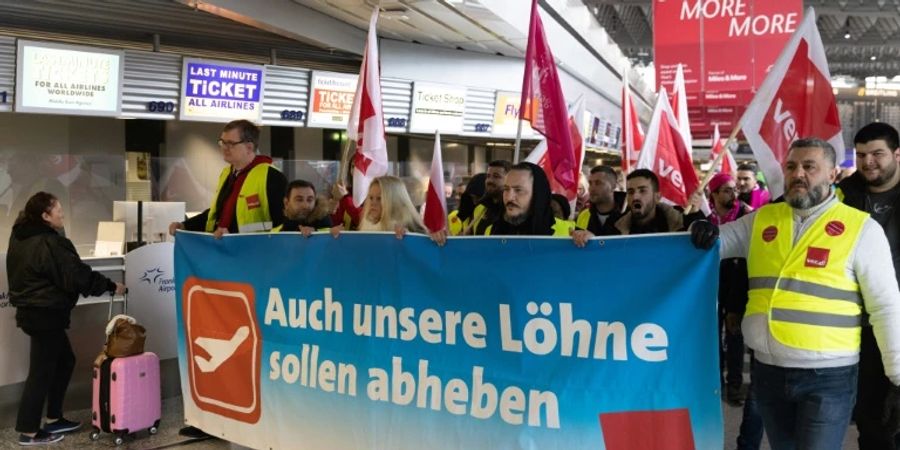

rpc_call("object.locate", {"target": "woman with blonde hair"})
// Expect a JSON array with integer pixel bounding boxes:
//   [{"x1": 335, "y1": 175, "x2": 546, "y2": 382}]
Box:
[{"x1": 358, "y1": 176, "x2": 426, "y2": 235}]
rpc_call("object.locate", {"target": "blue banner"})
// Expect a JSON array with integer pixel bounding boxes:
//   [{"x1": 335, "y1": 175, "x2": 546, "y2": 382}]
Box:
[{"x1": 175, "y1": 232, "x2": 722, "y2": 449}]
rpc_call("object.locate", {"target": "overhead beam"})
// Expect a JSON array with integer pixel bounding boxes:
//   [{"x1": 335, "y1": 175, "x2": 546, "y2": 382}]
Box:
[{"x1": 177, "y1": 0, "x2": 366, "y2": 55}]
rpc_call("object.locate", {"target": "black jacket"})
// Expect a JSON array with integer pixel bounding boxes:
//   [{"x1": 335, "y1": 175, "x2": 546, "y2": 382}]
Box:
[
  {"x1": 7, "y1": 222, "x2": 115, "y2": 330},
  {"x1": 581, "y1": 191, "x2": 627, "y2": 236},
  {"x1": 839, "y1": 172, "x2": 900, "y2": 284}
]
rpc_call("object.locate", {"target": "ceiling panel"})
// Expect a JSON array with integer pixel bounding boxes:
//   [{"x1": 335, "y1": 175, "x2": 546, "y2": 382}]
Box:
[{"x1": 0, "y1": 0, "x2": 362, "y2": 70}]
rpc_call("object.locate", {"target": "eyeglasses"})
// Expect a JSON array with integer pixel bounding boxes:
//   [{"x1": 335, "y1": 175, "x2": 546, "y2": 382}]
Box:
[{"x1": 217, "y1": 139, "x2": 250, "y2": 149}]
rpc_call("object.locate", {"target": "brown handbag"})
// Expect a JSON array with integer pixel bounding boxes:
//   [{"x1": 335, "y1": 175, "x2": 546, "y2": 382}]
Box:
[{"x1": 104, "y1": 315, "x2": 146, "y2": 358}]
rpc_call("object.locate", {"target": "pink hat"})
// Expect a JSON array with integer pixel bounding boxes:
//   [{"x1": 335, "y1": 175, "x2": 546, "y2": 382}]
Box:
[{"x1": 708, "y1": 173, "x2": 734, "y2": 194}]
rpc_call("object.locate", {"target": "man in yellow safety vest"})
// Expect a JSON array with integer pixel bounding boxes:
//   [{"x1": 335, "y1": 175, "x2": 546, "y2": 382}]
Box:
[
  {"x1": 169, "y1": 120, "x2": 287, "y2": 239},
  {"x1": 691, "y1": 137, "x2": 900, "y2": 450}
]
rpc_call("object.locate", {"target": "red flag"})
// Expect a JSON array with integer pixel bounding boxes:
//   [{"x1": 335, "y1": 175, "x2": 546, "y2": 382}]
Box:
[
  {"x1": 671, "y1": 64, "x2": 694, "y2": 161},
  {"x1": 423, "y1": 131, "x2": 447, "y2": 233},
  {"x1": 709, "y1": 124, "x2": 736, "y2": 176},
  {"x1": 740, "y1": 7, "x2": 842, "y2": 198},
  {"x1": 636, "y1": 88, "x2": 700, "y2": 207},
  {"x1": 526, "y1": 96, "x2": 585, "y2": 201},
  {"x1": 347, "y1": 7, "x2": 388, "y2": 207},
  {"x1": 621, "y1": 71, "x2": 644, "y2": 173},
  {"x1": 519, "y1": 0, "x2": 576, "y2": 194}
]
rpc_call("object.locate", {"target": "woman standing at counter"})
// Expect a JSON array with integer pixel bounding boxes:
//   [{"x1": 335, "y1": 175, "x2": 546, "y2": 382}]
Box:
[{"x1": 7, "y1": 192, "x2": 125, "y2": 446}]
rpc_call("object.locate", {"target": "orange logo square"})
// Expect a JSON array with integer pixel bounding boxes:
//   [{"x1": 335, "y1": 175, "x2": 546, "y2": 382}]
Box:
[{"x1": 183, "y1": 277, "x2": 261, "y2": 424}]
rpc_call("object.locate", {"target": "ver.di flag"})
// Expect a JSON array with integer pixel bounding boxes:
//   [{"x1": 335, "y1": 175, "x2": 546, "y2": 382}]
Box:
[
  {"x1": 709, "y1": 124, "x2": 737, "y2": 176},
  {"x1": 622, "y1": 70, "x2": 645, "y2": 173},
  {"x1": 670, "y1": 64, "x2": 694, "y2": 162},
  {"x1": 347, "y1": 6, "x2": 389, "y2": 207},
  {"x1": 739, "y1": 7, "x2": 841, "y2": 198},
  {"x1": 519, "y1": 0, "x2": 576, "y2": 194},
  {"x1": 525, "y1": 95, "x2": 586, "y2": 201},
  {"x1": 636, "y1": 87, "x2": 700, "y2": 207}
]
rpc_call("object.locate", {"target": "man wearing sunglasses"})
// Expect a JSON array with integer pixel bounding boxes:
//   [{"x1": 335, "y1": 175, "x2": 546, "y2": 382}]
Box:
[{"x1": 169, "y1": 120, "x2": 286, "y2": 238}]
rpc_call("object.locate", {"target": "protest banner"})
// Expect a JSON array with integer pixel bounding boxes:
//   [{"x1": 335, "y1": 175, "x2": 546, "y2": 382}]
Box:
[{"x1": 175, "y1": 232, "x2": 723, "y2": 449}]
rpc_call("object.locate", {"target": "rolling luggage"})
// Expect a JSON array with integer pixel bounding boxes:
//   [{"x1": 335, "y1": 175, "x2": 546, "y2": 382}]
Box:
[{"x1": 89, "y1": 293, "x2": 161, "y2": 446}]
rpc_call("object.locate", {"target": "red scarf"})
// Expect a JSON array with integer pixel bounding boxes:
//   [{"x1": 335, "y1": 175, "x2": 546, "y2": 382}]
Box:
[{"x1": 217, "y1": 155, "x2": 272, "y2": 230}]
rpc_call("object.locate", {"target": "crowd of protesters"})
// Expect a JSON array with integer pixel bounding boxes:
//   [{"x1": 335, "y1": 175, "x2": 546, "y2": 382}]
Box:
[{"x1": 157, "y1": 119, "x2": 900, "y2": 450}]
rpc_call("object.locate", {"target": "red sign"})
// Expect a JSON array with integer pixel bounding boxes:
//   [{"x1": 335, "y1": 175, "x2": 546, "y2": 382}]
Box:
[
  {"x1": 600, "y1": 409, "x2": 695, "y2": 449},
  {"x1": 183, "y1": 277, "x2": 262, "y2": 424},
  {"x1": 805, "y1": 247, "x2": 830, "y2": 268},
  {"x1": 653, "y1": 0, "x2": 802, "y2": 135}
]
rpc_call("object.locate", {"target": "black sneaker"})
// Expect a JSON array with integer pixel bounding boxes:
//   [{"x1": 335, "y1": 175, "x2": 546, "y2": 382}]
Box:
[
  {"x1": 42, "y1": 418, "x2": 81, "y2": 434},
  {"x1": 726, "y1": 385, "x2": 745, "y2": 407},
  {"x1": 18, "y1": 430, "x2": 64, "y2": 446}
]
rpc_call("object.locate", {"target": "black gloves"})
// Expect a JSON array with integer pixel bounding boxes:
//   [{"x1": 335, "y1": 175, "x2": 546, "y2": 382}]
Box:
[
  {"x1": 690, "y1": 220, "x2": 719, "y2": 250},
  {"x1": 883, "y1": 383, "x2": 900, "y2": 436}
]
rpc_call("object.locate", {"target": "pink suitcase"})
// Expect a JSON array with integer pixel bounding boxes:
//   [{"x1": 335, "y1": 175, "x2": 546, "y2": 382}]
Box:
[{"x1": 89, "y1": 352, "x2": 162, "y2": 445}]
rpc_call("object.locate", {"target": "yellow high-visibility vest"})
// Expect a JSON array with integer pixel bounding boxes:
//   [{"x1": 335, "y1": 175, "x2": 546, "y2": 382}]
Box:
[
  {"x1": 747, "y1": 202, "x2": 868, "y2": 352},
  {"x1": 470, "y1": 204, "x2": 488, "y2": 235},
  {"x1": 576, "y1": 209, "x2": 591, "y2": 230},
  {"x1": 448, "y1": 210, "x2": 469, "y2": 236},
  {"x1": 206, "y1": 164, "x2": 273, "y2": 233}
]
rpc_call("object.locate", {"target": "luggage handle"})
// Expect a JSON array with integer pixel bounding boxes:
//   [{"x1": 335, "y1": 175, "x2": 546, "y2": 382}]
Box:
[{"x1": 107, "y1": 289, "x2": 128, "y2": 322}]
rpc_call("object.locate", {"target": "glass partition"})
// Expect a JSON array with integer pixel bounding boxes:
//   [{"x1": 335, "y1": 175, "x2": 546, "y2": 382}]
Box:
[
  {"x1": 0, "y1": 153, "x2": 126, "y2": 256},
  {"x1": 0, "y1": 155, "x2": 474, "y2": 255}
]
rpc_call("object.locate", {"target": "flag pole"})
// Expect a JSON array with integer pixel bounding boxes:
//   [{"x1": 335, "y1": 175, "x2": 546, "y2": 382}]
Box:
[
  {"x1": 339, "y1": 137, "x2": 353, "y2": 185},
  {"x1": 684, "y1": 123, "x2": 743, "y2": 214},
  {"x1": 513, "y1": 114, "x2": 524, "y2": 163}
]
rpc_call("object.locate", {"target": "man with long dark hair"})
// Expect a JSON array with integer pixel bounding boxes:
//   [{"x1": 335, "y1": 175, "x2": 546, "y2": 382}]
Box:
[{"x1": 485, "y1": 162, "x2": 570, "y2": 236}]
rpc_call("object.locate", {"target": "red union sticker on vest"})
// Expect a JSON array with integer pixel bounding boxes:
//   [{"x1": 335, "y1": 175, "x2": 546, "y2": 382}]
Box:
[
  {"x1": 246, "y1": 194, "x2": 260, "y2": 209},
  {"x1": 825, "y1": 220, "x2": 845, "y2": 236},
  {"x1": 805, "y1": 247, "x2": 830, "y2": 268},
  {"x1": 762, "y1": 226, "x2": 778, "y2": 242}
]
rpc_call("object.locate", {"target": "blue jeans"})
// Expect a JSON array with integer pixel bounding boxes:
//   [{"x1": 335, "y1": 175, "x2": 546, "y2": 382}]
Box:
[
  {"x1": 752, "y1": 360, "x2": 858, "y2": 450},
  {"x1": 737, "y1": 357, "x2": 764, "y2": 450}
]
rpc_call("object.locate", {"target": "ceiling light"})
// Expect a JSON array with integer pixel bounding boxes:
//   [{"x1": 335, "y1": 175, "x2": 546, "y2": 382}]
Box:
[
  {"x1": 844, "y1": 32, "x2": 851, "y2": 39},
  {"x1": 871, "y1": 55, "x2": 878, "y2": 61}
]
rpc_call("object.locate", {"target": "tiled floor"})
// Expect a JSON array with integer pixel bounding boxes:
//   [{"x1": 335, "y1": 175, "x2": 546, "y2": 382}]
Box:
[
  {"x1": 0, "y1": 394, "x2": 861, "y2": 449},
  {"x1": 0, "y1": 398, "x2": 241, "y2": 450}
]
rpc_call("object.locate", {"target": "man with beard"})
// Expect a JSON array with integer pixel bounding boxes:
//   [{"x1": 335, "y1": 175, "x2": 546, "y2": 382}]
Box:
[
  {"x1": 468, "y1": 160, "x2": 511, "y2": 235},
  {"x1": 838, "y1": 122, "x2": 900, "y2": 449},
  {"x1": 273, "y1": 180, "x2": 332, "y2": 236},
  {"x1": 571, "y1": 165, "x2": 625, "y2": 245},
  {"x1": 607, "y1": 169, "x2": 686, "y2": 236},
  {"x1": 484, "y1": 162, "x2": 570, "y2": 236},
  {"x1": 736, "y1": 163, "x2": 771, "y2": 210},
  {"x1": 690, "y1": 138, "x2": 900, "y2": 450}
]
